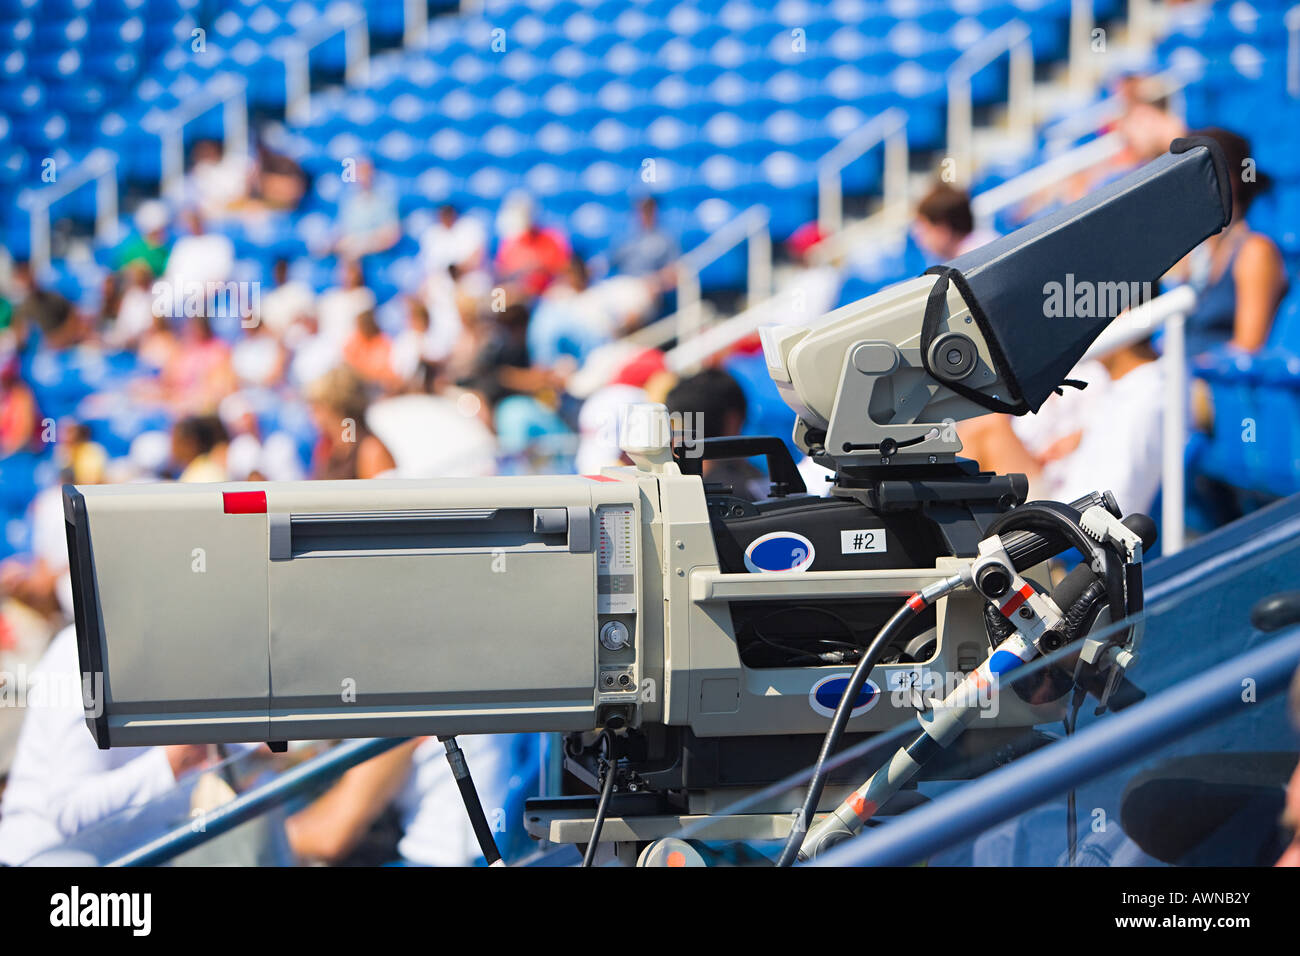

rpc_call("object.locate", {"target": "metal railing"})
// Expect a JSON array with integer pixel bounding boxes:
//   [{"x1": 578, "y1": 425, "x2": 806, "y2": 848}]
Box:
[
  {"x1": 970, "y1": 132, "x2": 1124, "y2": 231},
  {"x1": 817, "y1": 108, "x2": 908, "y2": 237},
  {"x1": 946, "y1": 20, "x2": 1034, "y2": 185},
  {"x1": 674, "y1": 205, "x2": 772, "y2": 349},
  {"x1": 405, "y1": 0, "x2": 429, "y2": 48},
  {"x1": 1127, "y1": 0, "x2": 1159, "y2": 52},
  {"x1": 666, "y1": 281, "x2": 799, "y2": 374},
  {"x1": 1038, "y1": 67, "x2": 1190, "y2": 155},
  {"x1": 1068, "y1": 0, "x2": 1096, "y2": 95},
  {"x1": 815, "y1": 625, "x2": 1300, "y2": 866},
  {"x1": 150, "y1": 72, "x2": 249, "y2": 200},
  {"x1": 19, "y1": 148, "x2": 119, "y2": 275},
  {"x1": 284, "y1": 3, "x2": 370, "y2": 126},
  {"x1": 107, "y1": 737, "x2": 410, "y2": 867}
]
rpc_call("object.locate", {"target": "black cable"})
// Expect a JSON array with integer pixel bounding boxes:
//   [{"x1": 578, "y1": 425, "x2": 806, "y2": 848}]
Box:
[
  {"x1": 581, "y1": 731, "x2": 616, "y2": 868},
  {"x1": 438, "y1": 736, "x2": 503, "y2": 867},
  {"x1": 743, "y1": 605, "x2": 864, "y2": 665},
  {"x1": 775, "y1": 596, "x2": 924, "y2": 867}
]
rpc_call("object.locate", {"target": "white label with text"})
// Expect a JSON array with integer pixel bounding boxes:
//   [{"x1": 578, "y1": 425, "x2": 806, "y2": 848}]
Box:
[{"x1": 841, "y1": 529, "x2": 887, "y2": 554}]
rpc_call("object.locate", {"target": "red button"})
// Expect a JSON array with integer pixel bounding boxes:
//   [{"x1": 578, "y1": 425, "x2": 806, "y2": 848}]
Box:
[{"x1": 223, "y1": 491, "x2": 267, "y2": 514}]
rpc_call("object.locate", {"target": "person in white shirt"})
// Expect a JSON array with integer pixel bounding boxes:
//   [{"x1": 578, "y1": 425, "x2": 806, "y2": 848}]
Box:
[
  {"x1": 958, "y1": 341, "x2": 1165, "y2": 518},
  {"x1": 0, "y1": 626, "x2": 207, "y2": 865},
  {"x1": 1038, "y1": 343, "x2": 1164, "y2": 517},
  {"x1": 160, "y1": 209, "x2": 235, "y2": 313},
  {"x1": 316, "y1": 258, "x2": 376, "y2": 348},
  {"x1": 391, "y1": 297, "x2": 461, "y2": 388},
  {"x1": 419, "y1": 204, "x2": 487, "y2": 280},
  {"x1": 258, "y1": 258, "x2": 315, "y2": 339}
]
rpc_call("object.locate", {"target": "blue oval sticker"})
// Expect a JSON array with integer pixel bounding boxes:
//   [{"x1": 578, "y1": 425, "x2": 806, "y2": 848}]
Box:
[
  {"x1": 809, "y1": 674, "x2": 879, "y2": 718},
  {"x1": 744, "y1": 531, "x2": 815, "y2": 573}
]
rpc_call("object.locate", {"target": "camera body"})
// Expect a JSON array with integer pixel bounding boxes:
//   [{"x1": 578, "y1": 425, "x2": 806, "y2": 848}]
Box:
[{"x1": 64, "y1": 452, "x2": 1059, "y2": 752}]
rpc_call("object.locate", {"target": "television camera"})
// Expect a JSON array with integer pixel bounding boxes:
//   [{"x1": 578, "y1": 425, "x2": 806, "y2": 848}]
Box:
[{"x1": 63, "y1": 139, "x2": 1231, "y2": 864}]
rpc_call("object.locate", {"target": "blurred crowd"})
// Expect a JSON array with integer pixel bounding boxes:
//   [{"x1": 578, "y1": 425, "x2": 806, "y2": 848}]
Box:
[{"x1": 0, "y1": 129, "x2": 758, "y2": 866}]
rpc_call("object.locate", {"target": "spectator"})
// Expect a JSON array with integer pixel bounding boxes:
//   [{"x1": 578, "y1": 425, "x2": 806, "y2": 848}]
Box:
[
  {"x1": 958, "y1": 339, "x2": 1164, "y2": 516},
  {"x1": 419, "y1": 203, "x2": 488, "y2": 280},
  {"x1": 219, "y1": 393, "x2": 304, "y2": 483},
  {"x1": 0, "y1": 626, "x2": 211, "y2": 865},
  {"x1": 153, "y1": 315, "x2": 236, "y2": 413},
  {"x1": 112, "y1": 200, "x2": 171, "y2": 278},
  {"x1": 494, "y1": 193, "x2": 571, "y2": 298},
  {"x1": 665, "y1": 368, "x2": 766, "y2": 499},
  {"x1": 391, "y1": 297, "x2": 456, "y2": 390},
  {"x1": 184, "y1": 139, "x2": 251, "y2": 219},
  {"x1": 342, "y1": 309, "x2": 398, "y2": 390},
  {"x1": 17, "y1": 288, "x2": 83, "y2": 350},
  {"x1": 335, "y1": 158, "x2": 401, "y2": 261},
  {"x1": 162, "y1": 208, "x2": 235, "y2": 299},
  {"x1": 284, "y1": 735, "x2": 531, "y2": 866},
  {"x1": 170, "y1": 414, "x2": 229, "y2": 482},
  {"x1": 0, "y1": 351, "x2": 40, "y2": 457},
  {"x1": 253, "y1": 145, "x2": 307, "y2": 212},
  {"x1": 306, "y1": 366, "x2": 396, "y2": 479},
  {"x1": 106, "y1": 261, "x2": 158, "y2": 350},
  {"x1": 318, "y1": 258, "x2": 377, "y2": 347},
  {"x1": 1178, "y1": 127, "x2": 1287, "y2": 356},
  {"x1": 463, "y1": 303, "x2": 561, "y2": 409},
  {"x1": 259, "y1": 258, "x2": 316, "y2": 339},
  {"x1": 912, "y1": 182, "x2": 998, "y2": 264},
  {"x1": 0, "y1": 421, "x2": 104, "y2": 625},
  {"x1": 527, "y1": 255, "x2": 607, "y2": 371},
  {"x1": 231, "y1": 312, "x2": 288, "y2": 389},
  {"x1": 608, "y1": 196, "x2": 678, "y2": 280}
]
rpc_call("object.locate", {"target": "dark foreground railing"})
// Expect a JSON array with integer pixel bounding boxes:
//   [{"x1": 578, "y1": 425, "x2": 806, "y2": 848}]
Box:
[
  {"x1": 814, "y1": 626, "x2": 1300, "y2": 866},
  {"x1": 108, "y1": 736, "x2": 411, "y2": 867}
]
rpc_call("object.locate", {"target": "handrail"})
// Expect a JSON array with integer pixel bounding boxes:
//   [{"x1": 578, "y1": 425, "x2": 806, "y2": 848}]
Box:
[
  {"x1": 405, "y1": 0, "x2": 429, "y2": 48},
  {"x1": 675, "y1": 205, "x2": 771, "y2": 349},
  {"x1": 1081, "y1": 284, "x2": 1195, "y2": 360},
  {"x1": 1068, "y1": 0, "x2": 1096, "y2": 95},
  {"x1": 946, "y1": 20, "x2": 1034, "y2": 185},
  {"x1": 284, "y1": 2, "x2": 370, "y2": 125},
  {"x1": 1040, "y1": 68, "x2": 1189, "y2": 149},
  {"x1": 822, "y1": 62, "x2": 1190, "y2": 265},
  {"x1": 1127, "y1": 0, "x2": 1159, "y2": 51},
  {"x1": 19, "y1": 148, "x2": 119, "y2": 275},
  {"x1": 665, "y1": 280, "x2": 803, "y2": 373},
  {"x1": 815, "y1": 24, "x2": 1036, "y2": 263},
  {"x1": 107, "y1": 736, "x2": 410, "y2": 867},
  {"x1": 817, "y1": 108, "x2": 908, "y2": 237},
  {"x1": 624, "y1": 304, "x2": 696, "y2": 350},
  {"x1": 1288, "y1": 5, "x2": 1300, "y2": 97},
  {"x1": 971, "y1": 132, "x2": 1123, "y2": 231},
  {"x1": 148, "y1": 72, "x2": 249, "y2": 199},
  {"x1": 815, "y1": 625, "x2": 1300, "y2": 866}
]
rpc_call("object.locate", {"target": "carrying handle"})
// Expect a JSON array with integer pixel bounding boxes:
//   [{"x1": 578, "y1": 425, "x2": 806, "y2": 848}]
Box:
[{"x1": 673, "y1": 435, "x2": 807, "y2": 496}]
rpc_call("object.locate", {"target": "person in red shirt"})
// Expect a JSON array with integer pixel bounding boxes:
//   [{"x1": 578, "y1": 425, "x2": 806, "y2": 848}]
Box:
[{"x1": 493, "y1": 196, "x2": 571, "y2": 298}]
